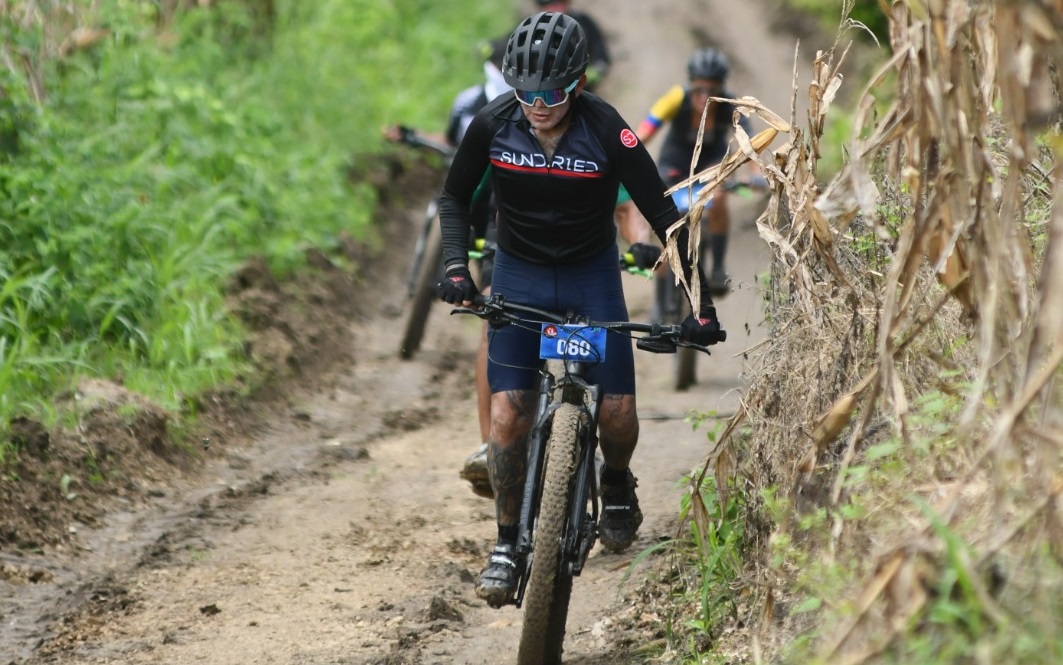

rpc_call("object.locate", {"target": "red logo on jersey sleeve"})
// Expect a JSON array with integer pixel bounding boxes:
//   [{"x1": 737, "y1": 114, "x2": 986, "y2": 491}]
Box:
[{"x1": 620, "y1": 128, "x2": 638, "y2": 148}]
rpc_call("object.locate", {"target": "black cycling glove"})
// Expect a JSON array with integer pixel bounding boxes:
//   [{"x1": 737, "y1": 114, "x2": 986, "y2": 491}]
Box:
[
  {"x1": 680, "y1": 305, "x2": 725, "y2": 346},
  {"x1": 628, "y1": 243, "x2": 662, "y2": 270},
  {"x1": 436, "y1": 264, "x2": 479, "y2": 304}
]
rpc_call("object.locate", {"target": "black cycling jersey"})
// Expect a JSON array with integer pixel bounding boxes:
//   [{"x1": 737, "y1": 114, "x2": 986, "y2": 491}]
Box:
[{"x1": 438, "y1": 92, "x2": 680, "y2": 268}]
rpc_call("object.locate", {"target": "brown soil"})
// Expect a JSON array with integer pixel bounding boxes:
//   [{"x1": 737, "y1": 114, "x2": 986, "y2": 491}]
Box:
[{"x1": 1, "y1": 1, "x2": 818, "y2": 663}]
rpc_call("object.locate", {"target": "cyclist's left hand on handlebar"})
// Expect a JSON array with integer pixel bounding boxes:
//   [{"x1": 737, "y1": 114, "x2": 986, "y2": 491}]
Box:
[
  {"x1": 436, "y1": 264, "x2": 479, "y2": 305},
  {"x1": 627, "y1": 243, "x2": 662, "y2": 270},
  {"x1": 681, "y1": 305, "x2": 725, "y2": 346}
]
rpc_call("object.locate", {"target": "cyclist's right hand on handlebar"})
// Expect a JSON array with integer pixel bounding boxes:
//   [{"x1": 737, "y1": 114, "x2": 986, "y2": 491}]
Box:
[
  {"x1": 627, "y1": 243, "x2": 662, "y2": 270},
  {"x1": 681, "y1": 305, "x2": 726, "y2": 346},
  {"x1": 436, "y1": 264, "x2": 479, "y2": 305}
]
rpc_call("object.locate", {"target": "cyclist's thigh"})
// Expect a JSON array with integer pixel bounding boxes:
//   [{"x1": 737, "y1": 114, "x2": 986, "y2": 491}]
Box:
[
  {"x1": 487, "y1": 246, "x2": 636, "y2": 394},
  {"x1": 553, "y1": 246, "x2": 636, "y2": 396},
  {"x1": 486, "y1": 249, "x2": 553, "y2": 393}
]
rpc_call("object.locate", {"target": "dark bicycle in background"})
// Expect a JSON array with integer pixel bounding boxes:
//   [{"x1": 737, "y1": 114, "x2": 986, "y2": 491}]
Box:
[
  {"x1": 453, "y1": 294, "x2": 723, "y2": 665},
  {"x1": 656, "y1": 179, "x2": 753, "y2": 391},
  {"x1": 393, "y1": 131, "x2": 457, "y2": 360}
]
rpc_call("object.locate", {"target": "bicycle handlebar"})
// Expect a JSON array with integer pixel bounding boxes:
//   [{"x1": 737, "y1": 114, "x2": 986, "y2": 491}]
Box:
[
  {"x1": 450, "y1": 293, "x2": 722, "y2": 354},
  {"x1": 395, "y1": 126, "x2": 456, "y2": 160}
]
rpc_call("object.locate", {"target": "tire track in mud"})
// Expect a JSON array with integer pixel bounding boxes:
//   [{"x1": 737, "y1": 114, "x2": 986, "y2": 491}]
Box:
[{"x1": 10, "y1": 299, "x2": 479, "y2": 665}]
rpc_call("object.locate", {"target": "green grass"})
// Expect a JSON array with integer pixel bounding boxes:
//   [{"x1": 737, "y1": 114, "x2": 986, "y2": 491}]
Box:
[{"x1": 0, "y1": 0, "x2": 517, "y2": 459}]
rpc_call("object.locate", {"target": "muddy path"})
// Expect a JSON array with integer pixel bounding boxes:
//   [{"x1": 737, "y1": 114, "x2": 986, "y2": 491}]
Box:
[{"x1": 3, "y1": 1, "x2": 817, "y2": 663}]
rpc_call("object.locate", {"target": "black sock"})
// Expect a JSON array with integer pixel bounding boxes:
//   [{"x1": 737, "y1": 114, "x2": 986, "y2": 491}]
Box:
[
  {"x1": 709, "y1": 234, "x2": 728, "y2": 274},
  {"x1": 600, "y1": 465, "x2": 629, "y2": 485},
  {"x1": 498, "y1": 524, "x2": 518, "y2": 545}
]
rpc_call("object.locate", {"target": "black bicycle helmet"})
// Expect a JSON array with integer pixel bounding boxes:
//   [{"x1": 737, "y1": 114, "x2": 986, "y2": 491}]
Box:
[
  {"x1": 503, "y1": 12, "x2": 589, "y2": 91},
  {"x1": 687, "y1": 48, "x2": 730, "y2": 81}
]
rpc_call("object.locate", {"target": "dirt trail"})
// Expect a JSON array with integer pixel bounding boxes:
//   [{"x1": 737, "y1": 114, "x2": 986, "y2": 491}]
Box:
[{"x1": 3, "y1": 2, "x2": 813, "y2": 663}]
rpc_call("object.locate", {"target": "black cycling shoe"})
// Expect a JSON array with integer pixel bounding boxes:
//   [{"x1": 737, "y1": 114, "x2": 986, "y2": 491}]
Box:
[
  {"x1": 599, "y1": 469, "x2": 643, "y2": 553},
  {"x1": 475, "y1": 543, "x2": 518, "y2": 608}
]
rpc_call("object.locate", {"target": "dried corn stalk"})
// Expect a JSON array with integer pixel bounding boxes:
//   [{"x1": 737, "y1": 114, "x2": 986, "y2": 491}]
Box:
[
  {"x1": 660, "y1": 100, "x2": 790, "y2": 314},
  {"x1": 773, "y1": 0, "x2": 1063, "y2": 660},
  {"x1": 677, "y1": 0, "x2": 1063, "y2": 661}
]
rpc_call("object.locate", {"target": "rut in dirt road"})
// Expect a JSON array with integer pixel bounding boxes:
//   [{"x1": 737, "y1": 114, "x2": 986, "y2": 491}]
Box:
[{"x1": 3, "y1": 0, "x2": 821, "y2": 663}]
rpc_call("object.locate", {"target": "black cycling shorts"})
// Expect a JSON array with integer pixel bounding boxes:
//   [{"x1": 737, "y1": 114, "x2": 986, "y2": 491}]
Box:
[{"x1": 486, "y1": 244, "x2": 635, "y2": 395}]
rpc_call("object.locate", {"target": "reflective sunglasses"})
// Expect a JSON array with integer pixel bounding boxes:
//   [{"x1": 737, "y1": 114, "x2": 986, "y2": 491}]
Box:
[{"x1": 514, "y1": 79, "x2": 579, "y2": 107}]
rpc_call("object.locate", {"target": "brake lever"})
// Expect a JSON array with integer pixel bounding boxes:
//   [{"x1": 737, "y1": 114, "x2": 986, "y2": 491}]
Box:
[
  {"x1": 636, "y1": 337, "x2": 677, "y2": 354},
  {"x1": 449, "y1": 305, "x2": 482, "y2": 317},
  {"x1": 676, "y1": 341, "x2": 712, "y2": 356},
  {"x1": 449, "y1": 305, "x2": 512, "y2": 329}
]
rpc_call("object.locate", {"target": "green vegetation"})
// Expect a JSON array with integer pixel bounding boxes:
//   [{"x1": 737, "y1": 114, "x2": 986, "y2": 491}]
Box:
[
  {"x1": 0, "y1": 0, "x2": 516, "y2": 457},
  {"x1": 781, "y1": 0, "x2": 889, "y2": 44},
  {"x1": 623, "y1": 413, "x2": 750, "y2": 662}
]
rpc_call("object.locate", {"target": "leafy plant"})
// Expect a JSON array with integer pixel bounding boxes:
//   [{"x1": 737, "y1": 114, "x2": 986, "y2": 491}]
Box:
[
  {"x1": 0, "y1": 0, "x2": 514, "y2": 452},
  {"x1": 679, "y1": 472, "x2": 747, "y2": 644}
]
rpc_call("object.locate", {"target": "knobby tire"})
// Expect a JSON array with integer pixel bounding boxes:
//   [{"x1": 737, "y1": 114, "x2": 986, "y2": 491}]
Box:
[
  {"x1": 657, "y1": 269, "x2": 697, "y2": 391},
  {"x1": 674, "y1": 346, "x2": 697, "y2": 392},
  {"x1": 517, "y1": 402, "x2": 581, "y2": 665},
  {"x1": 398, "y1": 214, "x2": 443, "y2": 360}
]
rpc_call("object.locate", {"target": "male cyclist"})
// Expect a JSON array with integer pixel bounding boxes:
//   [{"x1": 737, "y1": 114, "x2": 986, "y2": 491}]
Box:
[
  {"x1": 435, "y1": 11, "x2": 724, "y2": 608},
  {"x1": 455, "y1": 11, "x2": 656, "y2": 498},
  {"x1": 635, "y1": 47, "x2": 767, "y2": 297}
]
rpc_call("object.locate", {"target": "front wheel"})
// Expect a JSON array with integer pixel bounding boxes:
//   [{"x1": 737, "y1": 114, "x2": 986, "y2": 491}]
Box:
[
  {"x1": 656, "y1": 269, "x2": 697, "y2": 391},
  {"x1": 398, "y1": 214, "x2": 443, "y2": 360},
  {"x1": 517, "y1": 403, "x2": 581, "y2": 665},
  {"x1": 674, "y1": 345, "x2": 698, "y2": 392}
]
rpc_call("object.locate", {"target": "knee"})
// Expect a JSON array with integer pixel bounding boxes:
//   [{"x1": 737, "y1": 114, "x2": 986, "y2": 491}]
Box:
[{"x1": 490, "y1": 395, "x2": 532, "y2": 442}]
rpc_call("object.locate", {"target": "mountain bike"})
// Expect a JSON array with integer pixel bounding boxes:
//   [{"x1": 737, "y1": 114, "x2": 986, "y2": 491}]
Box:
[
  {"x1": 452, "y1": 294, "x2": 724, "y2": 665},
  {"x1": 397, "y1": 132, "x2": 457, "y2": 360},
  {"x1": 656, "y1": 180, "x2": 750, "y2": 391}
]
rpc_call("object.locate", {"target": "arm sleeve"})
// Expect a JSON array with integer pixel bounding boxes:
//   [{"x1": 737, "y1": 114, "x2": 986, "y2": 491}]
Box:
[
  {"x1": 438, "y1": 111, "x2": 494, "y2": 268},
  {"x1": 610, "y1": 120, "x2": 712, "y2": 304},
  {"x1": 636, "y1": 85, "x2": 684, "y2": 141}
]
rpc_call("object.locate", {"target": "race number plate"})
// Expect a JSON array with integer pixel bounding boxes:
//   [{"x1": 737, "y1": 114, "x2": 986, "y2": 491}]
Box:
[{"x1": 539, "y1": 324, "x2": 607, "y2": 362}]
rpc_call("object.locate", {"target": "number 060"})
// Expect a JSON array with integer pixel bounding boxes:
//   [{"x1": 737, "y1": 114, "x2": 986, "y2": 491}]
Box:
[{"x1": 557, "y1": 339, "x2": 591, "y2": 357}]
